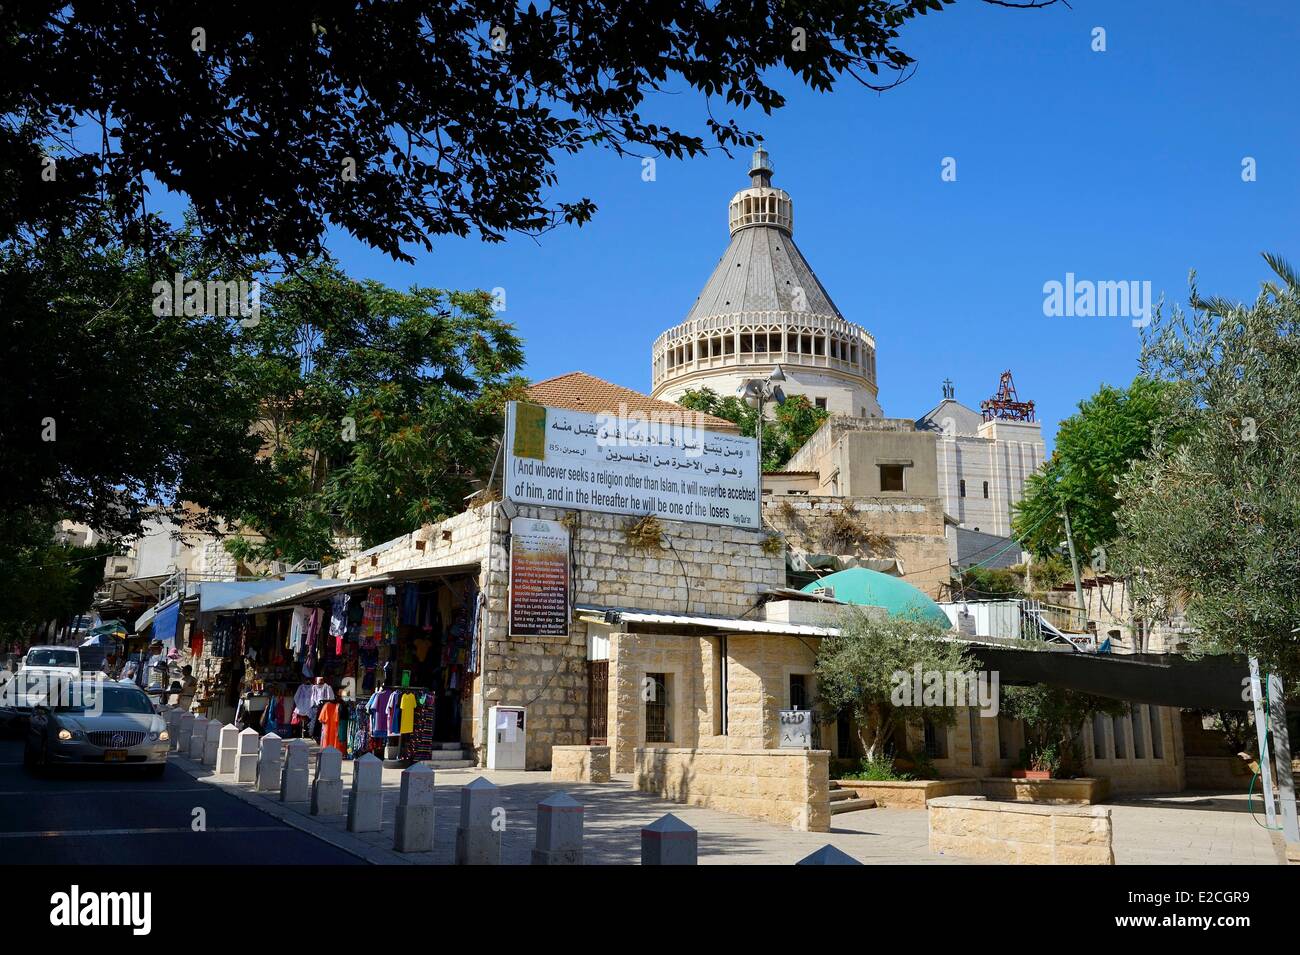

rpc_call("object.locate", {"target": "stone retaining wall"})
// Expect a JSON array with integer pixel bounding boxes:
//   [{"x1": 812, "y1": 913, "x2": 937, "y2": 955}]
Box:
[
  {"x1": 635, "y1": 747, "x2": 831, "y2": 832},
  {"x1": 551, "y1": 745, "x2": 610, "y2": 783},
  {"x1": 978, "y1": 776, "x2": 1110, "y2": 804},
  {"x1": 928, "y1": 795, "x2": 1114, "y2": 864},
  {"x1": 834, "y1": 778, "x2": 979, "y2": 809}
]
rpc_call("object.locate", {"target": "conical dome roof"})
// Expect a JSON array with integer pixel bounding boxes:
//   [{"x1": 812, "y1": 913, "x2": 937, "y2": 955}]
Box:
[{"x1": 684, "y1": 148, "x2": 844, "y2": 324}]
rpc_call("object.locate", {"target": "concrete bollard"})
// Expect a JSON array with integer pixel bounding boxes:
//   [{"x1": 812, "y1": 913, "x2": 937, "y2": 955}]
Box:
[
  {"x1": 531, "y1": 792, "x2": 584, "y2": 865},
  {"x1": 188, "y1": 717, "x2": 209, "y2": 760},
  {"x1": 455, "y1": 777, "x2": 501, "y2": 865},
  {"x1": 280, "y1": 739, "x2": 310, "y2": 802},
  {"x1": 216, "y1": 724, "x2": 239, "y2": 775},
  {"x1": 393, "y1": 763, "x2": 436, "y2": 853},
  {"x1": 177, "y1": 714, "x2": 196, "y2": 755},
  {"x1": 255, "y1": 732, "x2": 283, "y2": 792},
  {"x1": 235, "y1": 727, "x2": 260, "y2": 783},
  {"x1": 311, "y1": 747, "x2": 343, "y2": 816},
  {"x1": 641, "y1": 813, "x2": 698, "y2": 865},
  {"x1": 202, "y1": 720, "x2": 222, "y2": 766},
  {"x1": 347, "y1": 753, "x2": 384, "y2": 833},
  {"x1": 796, "y1": 845, "x2": 862, "y2": 865}
]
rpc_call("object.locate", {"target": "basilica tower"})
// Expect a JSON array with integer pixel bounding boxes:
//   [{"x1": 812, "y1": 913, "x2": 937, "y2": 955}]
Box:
[{"x1": 650, "y1": 148, "x2": 882, "y2": 418}]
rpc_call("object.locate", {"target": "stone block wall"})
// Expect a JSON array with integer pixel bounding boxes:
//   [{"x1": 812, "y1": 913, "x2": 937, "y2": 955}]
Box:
[
  {"x1": 551, "y1": 745, "x2": 611, "y2": 783},
  {"x1": 928, "y1": 795, "x2": 1114, "y2": 864},
  {"x1": 635, "y1": 747, "x2": 831, "y2": 832},
  {"x1": 762, "y1": 496, "x2": 949, "y2": 598}
]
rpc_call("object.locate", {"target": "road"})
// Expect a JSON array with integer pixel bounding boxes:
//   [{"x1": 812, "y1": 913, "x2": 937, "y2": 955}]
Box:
[{"x1": 0, "y1": 733, "x2": 363, "y2": 865}]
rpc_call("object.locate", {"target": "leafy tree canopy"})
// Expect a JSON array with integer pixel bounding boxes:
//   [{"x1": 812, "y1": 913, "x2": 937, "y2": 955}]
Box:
[
  {"x1": 814, "y1": 610, "x2": 970, "y2": 761},
  {"x1": 3, "y1": 0, "x2": 983, "y2": 264},
  {"x1": 1012, "y1": 375, "x2": 1185, "y2": 563},
  {"x1": 227, "y1": 265, "x2": 528, "y2": 564},
  {"x1": 677, "y1": 386, "x2": 827, "y2": 471},
  {"x1": 1112, "y1": 256, "x2": 1300, "y2": 681}
]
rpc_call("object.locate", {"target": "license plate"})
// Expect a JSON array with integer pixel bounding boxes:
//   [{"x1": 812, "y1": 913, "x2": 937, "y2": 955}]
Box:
[{"x1": 104, "y1": 749, "x2": 128, "y2": 762}]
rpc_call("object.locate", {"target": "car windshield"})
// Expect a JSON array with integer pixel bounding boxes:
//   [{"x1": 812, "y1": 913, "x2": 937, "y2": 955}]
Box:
[
  {"x1": 26, "y1": 649, "x2": 77, "y2": 668},
  {"x1": 57, "y1": 685, "x2": 153, "y2": 714}
]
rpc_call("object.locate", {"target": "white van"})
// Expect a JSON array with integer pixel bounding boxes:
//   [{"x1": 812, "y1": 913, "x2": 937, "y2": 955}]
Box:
[{"x1": 1, "y1": 646, "x2": 83, "y2": 725}]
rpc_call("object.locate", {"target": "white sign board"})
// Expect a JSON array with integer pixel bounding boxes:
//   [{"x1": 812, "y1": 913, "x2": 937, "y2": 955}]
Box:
[
  {"x1": 504, "y1": 401, "x2": 761, "y2": 529},
  {"x1": 779, "y1": 709, "x2": 813, "y2": 749}
]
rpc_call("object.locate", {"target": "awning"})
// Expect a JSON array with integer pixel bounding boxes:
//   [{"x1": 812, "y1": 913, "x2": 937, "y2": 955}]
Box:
[
  {"x1": 135, "y1": 597, "x2": 182, "y2": 635},
  {"x1": 208, "y1": 563, "x2": 482, "y2": 614},
  {"x1": 575, "y1": 604, "x2": 837, "y2": 638}
]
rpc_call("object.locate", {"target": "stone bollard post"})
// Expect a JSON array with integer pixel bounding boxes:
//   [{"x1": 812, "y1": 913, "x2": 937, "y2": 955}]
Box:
[
  {"x1": 455, "y1": 777, "x2": 502, "y2": 865},
  {"x1": 641, "y1": 813, "x2": 698, "y2": 865},
  {"x1": 202, "y1": 720, "x2": 222, "y2": 766},
  {"x1": 531, "y1": 793, "x2": 584, "y2": 865},
  {"x1": 255, "y1": 732, "x2": 283, "y2": 792},
  {"x1": 796, "y1": 845, "x2": 862, "y2": 865},
  {"x1": 235, "y1": 727, "x2": 260, "y2": 783},
  {"x1": 215, "y1": 724, "x2": 239, "y2": 775},
  {"x1": 311, "y1": 747, "x2": 343, "y2": 815},
  {"x1": 347, "y1": 753, "x2": 383, "y2": 833},
  {"x1": 393, "y1": 763, "x2": 436, "y2": 853},
  {"x1": 187, "y1": 717, "x2": 209, "y2": 760},
  {"x1": 280, "y1": 738, "x2": 310, "y2": 802},
  {"x1": 177, "y1": 714, "x2": 196, "y2": 755}
]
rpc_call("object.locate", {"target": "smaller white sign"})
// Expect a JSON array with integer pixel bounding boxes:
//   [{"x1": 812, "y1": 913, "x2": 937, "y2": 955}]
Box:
[{"x1": 779, "y1": 709, "x2": 813, "y2": 749}]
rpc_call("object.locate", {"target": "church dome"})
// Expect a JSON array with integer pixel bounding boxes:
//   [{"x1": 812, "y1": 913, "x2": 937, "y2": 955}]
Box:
[{"x1": 650, "y1": 148, "x2": 882, "y2": 419}]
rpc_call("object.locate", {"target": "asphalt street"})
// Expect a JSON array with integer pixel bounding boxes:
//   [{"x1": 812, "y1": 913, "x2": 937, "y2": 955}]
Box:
[{"x1": 0, "y1": 733, "x2": 363, "y2": 865}]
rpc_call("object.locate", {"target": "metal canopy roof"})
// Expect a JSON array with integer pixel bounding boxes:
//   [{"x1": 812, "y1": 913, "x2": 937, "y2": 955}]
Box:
[{"x1": 575, "y1": 604, "x2": 838, "y2": 638}]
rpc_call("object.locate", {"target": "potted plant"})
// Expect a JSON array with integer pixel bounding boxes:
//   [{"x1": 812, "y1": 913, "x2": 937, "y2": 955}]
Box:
[{"x1": 1012, "y1": 741, "x2": 1059, "y2": 779}]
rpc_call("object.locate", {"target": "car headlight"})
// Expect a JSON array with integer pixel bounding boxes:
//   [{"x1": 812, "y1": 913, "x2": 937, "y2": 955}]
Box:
[
  {"x1": 154, "y1": 730, "x2": 169, "y2": 741},
  {"x1": 57, "y1": 728, "x2": 73, "y2": 741}
]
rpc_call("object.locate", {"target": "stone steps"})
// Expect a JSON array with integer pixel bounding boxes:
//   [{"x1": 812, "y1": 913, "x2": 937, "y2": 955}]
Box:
[{"x1": 829, "y1": 783, "x2": 877, "y2": 815}]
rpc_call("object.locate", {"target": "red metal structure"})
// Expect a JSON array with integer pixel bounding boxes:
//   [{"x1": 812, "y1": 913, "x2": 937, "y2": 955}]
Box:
[{"x1": 980, "y1": 370, "x2": 1035, "y2": 422}]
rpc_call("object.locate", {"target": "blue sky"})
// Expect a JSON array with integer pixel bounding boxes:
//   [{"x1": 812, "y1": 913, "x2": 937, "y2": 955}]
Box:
[{"x1": 187, "y1": 2, "x2": 1300, "y2": 448}]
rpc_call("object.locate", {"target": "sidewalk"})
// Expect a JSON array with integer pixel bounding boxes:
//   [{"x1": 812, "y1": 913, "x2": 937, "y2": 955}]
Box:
[{"x1": 170, "y1": 752, "x2": 964, "y2": 865}]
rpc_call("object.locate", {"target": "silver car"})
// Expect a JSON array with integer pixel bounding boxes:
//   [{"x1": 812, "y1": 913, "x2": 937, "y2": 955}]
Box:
[{"x1": 24, "y1": 681, "x2": 170, "y2": 777}]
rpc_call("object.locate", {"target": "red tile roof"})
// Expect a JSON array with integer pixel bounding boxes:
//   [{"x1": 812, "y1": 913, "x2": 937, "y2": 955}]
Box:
[{"x1": 525, "y1": 371, "x2": 739, "y2": 433}]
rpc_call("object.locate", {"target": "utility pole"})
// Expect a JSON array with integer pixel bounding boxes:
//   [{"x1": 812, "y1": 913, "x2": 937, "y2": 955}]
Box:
[{"x1": 1061, "y1": 505, "x2": 1086, "y2": 627}]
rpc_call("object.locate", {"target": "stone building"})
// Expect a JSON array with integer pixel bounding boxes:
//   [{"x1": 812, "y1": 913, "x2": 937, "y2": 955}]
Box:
[
  {"x1": 650, "y1": 148, "x2": 882, "y2": 418},
  {"x1": 915, "y1": 379, "x2": 1047, "y2": 537}
]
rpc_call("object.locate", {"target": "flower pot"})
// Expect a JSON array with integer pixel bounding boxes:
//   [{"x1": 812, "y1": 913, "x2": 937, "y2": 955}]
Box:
[{"x1": 1010, "y1": 769, "x2": 1052, "y2": 780}]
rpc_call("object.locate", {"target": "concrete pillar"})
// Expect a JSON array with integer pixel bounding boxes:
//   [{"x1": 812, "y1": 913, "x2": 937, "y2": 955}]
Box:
[
  {"x1": 215, "y1": 724, "x2": 239, "y2": 775},
  {"x1": 201, "y1": 720, "x2": 221, "y2": 766},
  {"x1": 347, "y1": 752, "x2": 383, "y2": 833},
  {"x1": 796, "y1": 845, "x2": 861, "y2": 865},
  {"x1": 531, "y1": 792, "x2": 583, "y2": 865},
  {"x1": 455, "y1": 776, "x2": 501, "y2": 865},
  {"x1": 255, "y1": 732, "x2": 282, "y2": 792},
  {"x1": 177, "y1": 714, "x2": 196, "y2": 755},
  {"x1": 235, "y1": 727, "x2": 259, "y2": 783},
  {"x1": 393, "y1": 763, "x2": 436, "y2": 853},
  {"x1": 641, "y1": 813, "x2": 697, "y2": 865},
  {"x1": 311, "y1": 746, "x2": 343, "y2": 816},
  {"x1": 187, "y1": 717, "x2": 209, "y2": 760},
  {"x1": 280, "y1": 738, "x2": 310, "y2": 802}
]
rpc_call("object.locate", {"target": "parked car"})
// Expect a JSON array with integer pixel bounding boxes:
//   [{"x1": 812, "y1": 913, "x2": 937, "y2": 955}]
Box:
[
  {"x1": 23, "y1": 681, "x2": 170, "y2": 777},
  {"x1": 0, "y1": 645, "x2": 83, "y2": 727}
]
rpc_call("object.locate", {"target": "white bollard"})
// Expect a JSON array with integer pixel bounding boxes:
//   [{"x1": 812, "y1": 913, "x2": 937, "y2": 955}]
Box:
[
  {"x1": 346, "y1": 753, "x2": 383, "y2": 833},
  {"x1": 531, "y1": 792, "x2": 583, "y2": 865},
  {"x1": 255, "y1": 732, "x2": 283, "y2": 792},
  {"x1": 235, "y1": 727, "x2": 260, "y2": 783},
  {"x1": 280, "y1": 739, "x2": 310, "y2": 802},
  {"x1": 455, "y1": 777, "x2": 502, "y2": 865},
  {"x1": 393, "y1": 764, "x2": 436, "y2": 853},
  {"x1": 188, "y1": 717, "x2": 209, "y2": 760},
  {"x1": 202, "y1": 720, "x2": 222, "y2": 766},
  {"x1": 311, "y1": 747, "x2": 343, "y2": 815},
  {"x1": 641, "y1": 813, "x2": 698, "y2": 865},
  {"x1": 177, "y1": 714, "x2": 196, "y2": 755},
  {"x1": 216, "y1": 724, "x2": 239, "y2": 775}
]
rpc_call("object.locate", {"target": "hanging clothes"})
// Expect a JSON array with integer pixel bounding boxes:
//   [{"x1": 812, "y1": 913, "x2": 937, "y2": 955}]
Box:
[
  {"x1": 328, "y1": 594, "x2": 349, "y2": 641},
  {"x1": 318, "y1": 701, "x2": 340, "y2": 750}
]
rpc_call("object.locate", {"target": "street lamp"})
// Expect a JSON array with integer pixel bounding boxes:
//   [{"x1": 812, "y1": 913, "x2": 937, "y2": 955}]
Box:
[{"x1": 737, "y1": 365, "x2": 787, "y2": 463}]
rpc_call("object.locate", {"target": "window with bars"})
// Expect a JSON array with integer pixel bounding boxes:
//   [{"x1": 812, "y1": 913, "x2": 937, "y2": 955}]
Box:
[
  {"x1": 1112, "y1": 713, "x2": 1127, "y2": 759},
  {"x1": 923, "y1": 719, "x2": 948, "y2": 759},
  {"x1": 969, "y1": 712, "x2": 982, "y2": 766},
  {"x1": 1131, "y1": 704, "x2": 1146, "y2": 758},
  {"x1": 1148, "y1": 705, "x2": 1164, "y2": 758},
  {"x1": 645, "y1": 673, "x2": 670, "y2": 743},
  {"x1": 1093, "y1": 712, "x2": 1107, "y2": 759}
]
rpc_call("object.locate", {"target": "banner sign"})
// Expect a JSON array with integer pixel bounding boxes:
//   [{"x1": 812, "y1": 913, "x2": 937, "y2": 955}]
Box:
[
  {"x1": 508, "y1": 517, "x2": 570, "y2": 637},
  {"x1": 779, "y1": 710, "x2": 813, "y2": 749},
  {"x1": 504, "y1": 401, "x2": 761, "y2": 529}
]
